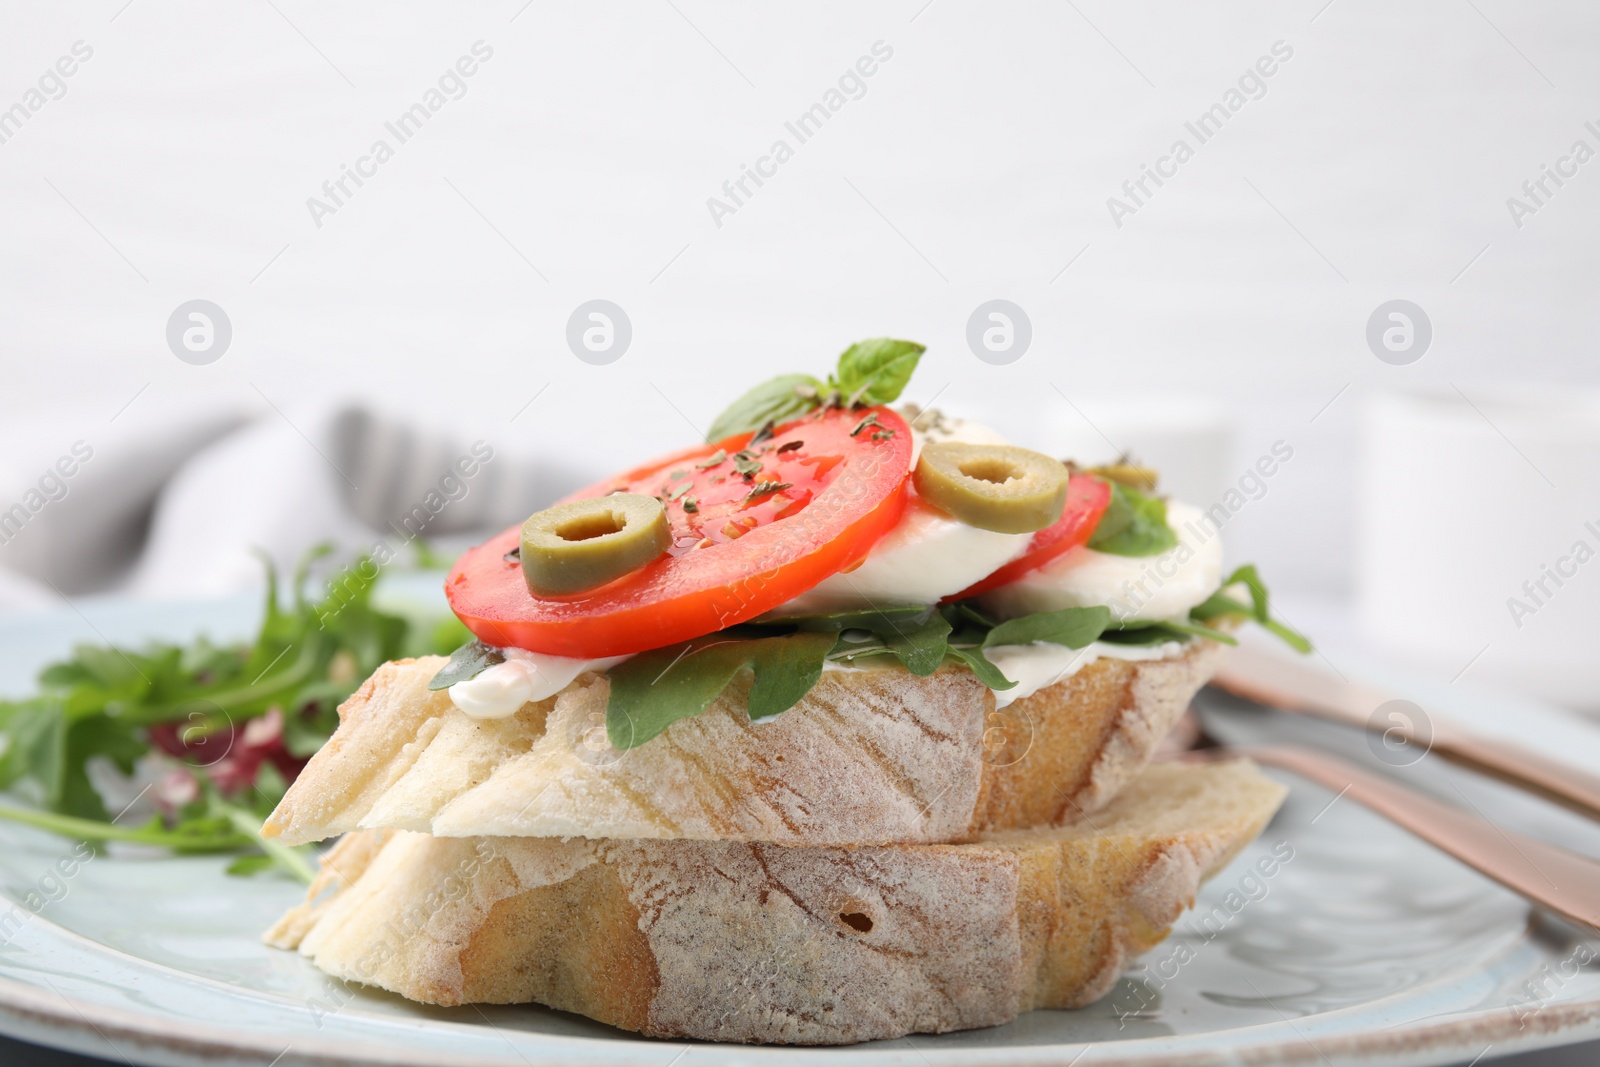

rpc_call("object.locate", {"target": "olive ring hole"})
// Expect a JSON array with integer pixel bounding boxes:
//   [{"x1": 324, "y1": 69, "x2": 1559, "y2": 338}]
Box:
[
  {"x1": 555, "y1": 511, "x2": 627, "y2": 542},
  {"x1": 958, "y1": 458, "x2": 1021, "y2": 485}
]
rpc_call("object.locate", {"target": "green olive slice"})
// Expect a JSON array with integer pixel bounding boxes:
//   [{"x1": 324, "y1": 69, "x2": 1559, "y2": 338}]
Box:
[
  {"x1": 1088, "y1": 462, "x2": 1160, "y2": 493},
  {"x1": 913, "y1": 442, "x2": 1069, "y2": 534},
  {"x1": 520, "y1": 494, "x2": 671, "y2": 596}
]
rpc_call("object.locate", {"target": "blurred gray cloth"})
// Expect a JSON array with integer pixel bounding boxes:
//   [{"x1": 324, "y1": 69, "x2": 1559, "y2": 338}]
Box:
[{"x1": 0, "y1": 403, "x2": 585, "y2": 612}]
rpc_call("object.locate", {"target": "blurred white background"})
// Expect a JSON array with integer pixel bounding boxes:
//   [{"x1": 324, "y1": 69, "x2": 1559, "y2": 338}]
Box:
[{"x1": 2, "y1": 1, "x2": 1598, "y2": 701}]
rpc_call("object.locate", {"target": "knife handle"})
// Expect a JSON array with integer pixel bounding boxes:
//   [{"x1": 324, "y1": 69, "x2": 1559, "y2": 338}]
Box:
[{"x1": 1212, "y1": 645, "x2": 1600, "y2": 823}]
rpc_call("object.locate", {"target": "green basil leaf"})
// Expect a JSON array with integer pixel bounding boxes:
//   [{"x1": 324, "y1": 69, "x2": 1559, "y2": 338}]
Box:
[
  {"x1": 982, "y1": 606, "x2": 1111, "y2": 650},
  {"x1": 1087, "y1": 481, "x2": 1179, "y2": 557},
  {"x1": 832, "y1": 338, "x2": 926, "y2": 405},
  {"x1": 427, "y1": 639, "x2": 504, "y2": 691},
  {"x1": 706, "y1": 373, "x2": 825, "y2": 442},
  {"x1": 606, "y1": 631, "x2": 836, "y2": 747}
]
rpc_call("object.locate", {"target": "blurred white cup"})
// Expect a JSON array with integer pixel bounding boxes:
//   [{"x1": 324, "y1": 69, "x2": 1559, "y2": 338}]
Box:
[
  {"x1": 1000, "y1": 396, "x2": 1235, "y2": 508},
  {"x1": 1358, "y1": 386, "x2": 1600, "y2": 710}
]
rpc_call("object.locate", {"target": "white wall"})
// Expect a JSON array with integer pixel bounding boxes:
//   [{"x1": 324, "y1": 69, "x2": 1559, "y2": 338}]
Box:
[{"x1": 3, "y1": 0, "x2": 1597, "y2": 598}]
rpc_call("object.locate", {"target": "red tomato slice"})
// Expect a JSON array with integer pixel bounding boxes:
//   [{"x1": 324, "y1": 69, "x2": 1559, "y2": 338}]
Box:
[
  {"x1": 447, "y1": 407, "x2": 913, "y2": 657},
  {"x1": 945, "y1": 472, "x2": 1112, "y2": 601}
]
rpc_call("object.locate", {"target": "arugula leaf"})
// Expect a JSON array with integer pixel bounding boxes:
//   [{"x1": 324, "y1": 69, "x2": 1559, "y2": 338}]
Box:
[
  {"x1": 0, "y1": 804, "x2": 244, "y2": 852},
  {"x1": 1087, "y1": 481, "x2": 1179, "y2": 557},
  {"x1": 427, "y1": 639, "x2": 504, "y2": 691},
  {"x1": 217, "y1": 797, "x2": 316, "y2": 883},
  {"x1": 1161, "y1": 620, "x2": 1240, "y2": 644},
  {"x1": 776, "y1": 605, "x2": 953, "y2": 676},
  {"x1": 1189, "y1": 590, "x2": 1243, "y2": 622},
  {"x1": 831, "y1": 339, "x2": 926, "y2": 406},
  {"x1": 605, "y1": 605, "x2": 965, "y2": 743},
  {"x1": 1191, "y1": 564, "x2": 1312, "y2": 653},
  {"x1": 0, "y1": 785, "x2": 316, "y2": 884},
  {"x1": 947, "y1": 601, "x2": 997, "y2": 631},
  {"x1": 1196, "y1": 564, "x2": 1275, "y2": 625},
  {"x1": 1094, "y1": 562, "x2": 1310, "y2": 652},
  {"x1": 773, "y1": 605, "x2": 936, "y2": 634},
  {"x1": 880, "y1": 610, "x2": 952, "y2": 676},
  {"x1": 744, "y1": 633, "x2": 839, "y2": 721},
  {"x1": 776, "y1": 604, "x2": 1013, "y2": 685},
  {"x1": 1259, "y1": 619, "x2": 1309, "y2": 652},
  {"x1": 0, "y1": 699, "x2": 64, "y2": 800},
  {"x1": 0, "y1": 546, "x2": 463, "y2": 879},
  {"x1": 226, "y1": 855, "x2": 278, "y2": 877},
  {"x1": 706, "y1": 374, "x2": 825, "y2": 442},
  {"x1": 605, "y1": 558, "x2": 1307, "y2": 746},
  {"x1": 604, "y1": 643, "x2": 723, "y2": 739},
  {"x1": 1095, "y1": 626, "x2": 1183, "y2": 647},
  {"x1": 982, "y1": 606, "x2": 1111, "y2": 650},
  {"x1": 62, "y1": 715, "x2": 147, "y2": 820},
  {"x1": 1107, "y1": 620, "x2": 1239, "y2": 647},
  {"x1": 945, "y1": 645, "x2": 1017, "y2": 690},
  {"x1": 605, "y1": 631, "x2": 836, "y2": 747}
]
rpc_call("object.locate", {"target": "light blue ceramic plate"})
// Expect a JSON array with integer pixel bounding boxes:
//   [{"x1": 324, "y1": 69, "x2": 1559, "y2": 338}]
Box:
[{"x1": 1, "y1": 588, "x2": 1597, "y2": 1066}]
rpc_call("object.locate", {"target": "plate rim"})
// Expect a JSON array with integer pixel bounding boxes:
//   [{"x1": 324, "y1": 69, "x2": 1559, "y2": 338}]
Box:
[{"x1": 1, "y1": 929, "x2": 1598, "y2": 1067}]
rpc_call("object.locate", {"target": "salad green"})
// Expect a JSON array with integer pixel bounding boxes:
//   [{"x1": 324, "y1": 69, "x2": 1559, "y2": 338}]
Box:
[
  {"x1": 0, "y1": 547, "x2": 469, "y2": 881},
  {"x1": 1087, "y1": 480, "x2": 1180, "y2": 557},
  {"x1": 421, "y1": 563, "x2": 1307, "y2": 751}
]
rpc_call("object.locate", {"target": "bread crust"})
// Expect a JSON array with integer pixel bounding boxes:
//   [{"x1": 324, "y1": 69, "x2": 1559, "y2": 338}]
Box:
[
  {"x1": 264, "y1": 642, "x2": 1224, "y2": 847},
  {"x1": 967, "y1": 639, "x2": 1230, "y2": 834},
  {"x1": 267, "y1": 760, "x2": 1286, "y2": 1045}
]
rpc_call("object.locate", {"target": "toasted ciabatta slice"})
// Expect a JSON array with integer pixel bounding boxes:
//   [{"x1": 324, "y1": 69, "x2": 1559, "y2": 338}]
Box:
[
  {"x1": 267, "y1": 759, "x2": 1285, "y2": 1045},
  {"x1": 263, "y1": 640, "x2": 1226, "y2": 848}
]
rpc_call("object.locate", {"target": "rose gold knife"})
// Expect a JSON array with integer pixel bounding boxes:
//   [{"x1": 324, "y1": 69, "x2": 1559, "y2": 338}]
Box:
[
  {"x1": 1193, "y1": 744, "x2": 1600, "y2": 932},
  {"x1": 1211, "y1": 643, "x2": 1600, "y2": 822}
]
